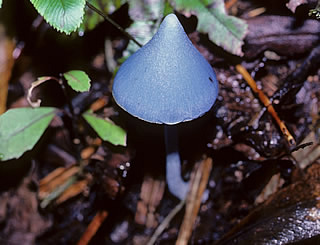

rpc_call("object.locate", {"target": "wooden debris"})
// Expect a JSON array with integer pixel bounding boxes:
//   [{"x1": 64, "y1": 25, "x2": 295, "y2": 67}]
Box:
[
  {"x1": 135, "y1": 175, "x2": 165, "y2": 228},
  {"x1": 236, "y1": 64, "x2": 296, "y2": 146},
  {"x1": 225, "y1": 0, "x2": 238, "y2": 10},
  {"x1": 90, "y1": 97, "x2": 109, "y2": 112},
  {"x1": 247, "y1": 7, "x2": 266, "y2": 18},
  {"x1": 81, "y1": 146, "x2": 96, "y2": 160},
  {"x1": 147, "y1": 199, "x2": 185, "y2": 245},
  {"x1": 176, "y1": 157, "x2": 213, "y2": 245},
  {"x1": 39, "y1": 165, "x2": 80, "y2": 200},
  {"x1": 39, "y1": 167, "x2": 66, "y2": 188},
  {"x1": 147, "y1": 158, "x2": 213, "y2": 245},
  {"x1": 77, "y1": 210, "x2": 109, "y2": 245},
  {"x1": 56, "y1": 175, "x2": 91, "y2": 205},
  {"x1": 40, "y1": 176, "x2": 77, "y2": 208}
]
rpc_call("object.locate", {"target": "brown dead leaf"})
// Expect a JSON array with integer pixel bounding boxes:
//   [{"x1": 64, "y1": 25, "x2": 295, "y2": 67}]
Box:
[
  {"x1": 245, "y1": 15, "x2": 320, "y2": 59},
  {"x1": 0, "y1": 173, "x2": 51, "y2": 245},
  {"x1": 135, "y1": 175, "x2": 165, "y2": 228}
]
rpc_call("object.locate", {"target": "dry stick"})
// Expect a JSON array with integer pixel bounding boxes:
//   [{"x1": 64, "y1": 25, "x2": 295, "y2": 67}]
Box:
[
  {"x1": 85, "y1": 1, "x2": 143, "y2": 48},
  {"x1": 56, "y1": 177, "x2": 90, "y2": 204},
  {"x1": 39, "y1": 167, "x2": 66, "y2": 187},
  {"x1": 235, "y1": 64, "x2": 296, "y2": 147},
  {"x1": 147, "y1": 158, "x2": 213, "y2": 245},
  {"x1": 225, "y1": 0, "x2": 238, "y2": 10},
  {"x1": 39, "y1": 166, "x2": 80, "y2": 200},
  {"x1": 40, "y1": 175, "x2": 78, "y2": 208},
  {"x1": 77, "y1": 210, "x2": 109, "y2": 245},
  {"x1": 147, "y1": 199, "x2": 186, "y2": 245},
  {"x1": 176, "y1": 158, "x2": 213, "y2": 245}
]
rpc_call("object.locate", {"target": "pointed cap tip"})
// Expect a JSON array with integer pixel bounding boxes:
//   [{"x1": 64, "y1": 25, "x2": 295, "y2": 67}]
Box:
[
  {"x1": 163, "y1": 13, "x2": 179, "y2": 24},
  {"x1": 159, "y1": 14, "x2": 183, "y2": 32}
]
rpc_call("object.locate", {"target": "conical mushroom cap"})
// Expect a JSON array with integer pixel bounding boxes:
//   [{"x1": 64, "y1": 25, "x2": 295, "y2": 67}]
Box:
[{"x1": 112, "y1": 14, "x2": 218, "y2": 124}]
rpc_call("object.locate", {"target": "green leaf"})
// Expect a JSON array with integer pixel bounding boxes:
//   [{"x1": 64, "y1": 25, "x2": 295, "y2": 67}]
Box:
[
  {"x1": 0, "y1": 107, "x2": 56, "y2": 161},
  {"x1": 171, "y1": 0, "x2": 248, "y2": 56},
  {"x1": 83, "y1": 111, "x2": 126, "y2": 146},
  {"x1": 29, "y1": 0, "x2": 86, "y2": 34},
  {"x1": 0, "y1": 0, "x2": 2, "y2": 8},
  {"x1": 63, "y1": 70, "x2": 91, "y2": 92}
]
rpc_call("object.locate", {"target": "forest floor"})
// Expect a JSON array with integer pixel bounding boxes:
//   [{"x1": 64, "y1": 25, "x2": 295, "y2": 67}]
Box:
[{"x1": 1, "y1": 0, "x2": 320, "y2": 244}]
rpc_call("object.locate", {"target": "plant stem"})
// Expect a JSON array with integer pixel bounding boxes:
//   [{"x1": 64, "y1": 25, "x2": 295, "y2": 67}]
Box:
[
  {"x1": 59, "y1": 78, "x2": 75, "y2": 117},
  {"x1": 85, "y1": 1, "x2": 143, "y2": 48},
  {"x1": 59, "y1": 76, "x2": 83, "y2": 164},
  {"x1": 164, "y1": 125, "x2": 189, "y2": 200}
]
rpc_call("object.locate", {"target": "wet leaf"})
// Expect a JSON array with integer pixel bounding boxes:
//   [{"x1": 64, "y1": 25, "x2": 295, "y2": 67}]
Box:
[
  {"x1": 63, "y1": 70, "x2": 91, "y2": 92},
  {"x1": 171, "y1": 0, "x2": 248, "y2": 56},
  {"x1": 244, "y1": 15, "x2": 320, "y2": 59},
  {"x1": 218, "y1": 201, "x2": 320, "y2": 244},
  {"x1": 0, "y1": 107, "x2": 56, "y2": 161},
  {"x1": 83, "y1": 111, "x2": 126, "y2": 146},
  {"x1": 29, "y1": 0, "x2": 86, "y2": 34},
  {"x1": 216, "y1": 163, "x2": 320, "y2": 245}
]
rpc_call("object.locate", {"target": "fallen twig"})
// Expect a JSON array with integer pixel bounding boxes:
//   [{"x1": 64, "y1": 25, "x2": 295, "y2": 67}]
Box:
[
  {"x1": 77, "y1": 210, "x2": 109, "y2": 245},
  {"x1": 147, "y1": 199, "x2": 185, "y2": 245},
  {"x1": 236, "y1": 64, "x2": 296, "y2": 146},
  {"x1": 176, "y1": 157, "x2": 213, "y2": 245}
]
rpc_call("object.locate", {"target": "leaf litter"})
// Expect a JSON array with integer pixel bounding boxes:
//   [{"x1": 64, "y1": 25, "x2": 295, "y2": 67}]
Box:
[{"x1": 1, "y1": 0, "x2": 320, "y2": 244}]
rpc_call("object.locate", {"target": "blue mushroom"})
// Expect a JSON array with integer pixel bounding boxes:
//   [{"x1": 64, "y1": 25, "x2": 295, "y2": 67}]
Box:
[{"x1": 112, "y1": 14, "x2": 218, "y2": 200}]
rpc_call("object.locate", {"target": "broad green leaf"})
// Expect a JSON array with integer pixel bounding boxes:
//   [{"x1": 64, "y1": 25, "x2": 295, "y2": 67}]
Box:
[
  {"x1": 63, "y1": 70, "x2": 91, "y2": 92},
  {"x1": 82, "y1": 0, "x2": 126, "y2": 32},
  {"x1": 83, "y1": 111, "x2": 126, "y2": 146},
  {"x1": 0, "y1": 107, "x2": 56, "y2": 161},
  {"x1": 0, "y1": 0, "x2": 2, "y2": 8},
  {"x1": 171, "y1": 0, "x2": 248, "y2": 56},
  {"x1": 29, "y1": 0, "x2": 86, "y2": 34}
]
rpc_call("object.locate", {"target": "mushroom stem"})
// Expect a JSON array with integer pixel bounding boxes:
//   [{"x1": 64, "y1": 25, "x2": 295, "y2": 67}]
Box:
[{"x1": 164, "y1": 125, "x2": 189, "y2": 200}]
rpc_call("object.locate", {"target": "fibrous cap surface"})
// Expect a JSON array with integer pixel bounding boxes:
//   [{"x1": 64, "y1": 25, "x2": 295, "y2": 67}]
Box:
[{"x1": 112, "y1": 14, "x2": 219, "y2": 124}]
